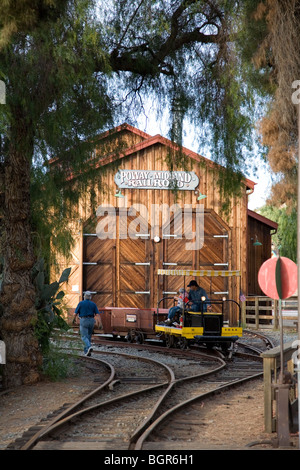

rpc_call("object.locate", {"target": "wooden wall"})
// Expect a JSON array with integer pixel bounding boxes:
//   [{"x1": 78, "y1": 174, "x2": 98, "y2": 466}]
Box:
[
  {"x1": 247, "y1": 210, "x2": 277, "y2": 295},
  {"x1": 52, "y1": 124, "x2": 253, "y2": 323}
]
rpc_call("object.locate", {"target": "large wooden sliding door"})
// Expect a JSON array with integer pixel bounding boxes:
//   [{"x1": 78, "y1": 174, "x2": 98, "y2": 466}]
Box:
[
  {"x1": 83, "y1": 211, "x2": 152, "y2": 308},
  {"x1": 83, "y1": 209, "x2": 230, "y2": 309},
  {"x1": 160, "y1": 210, "x2": 230, "y2": 308},
  {"x1": 119, "y1": 215, "x2": 152, "y2": 308},
  {"x1": 83, "y1": 236, "x2": 114, "y2": 308},
  {"x1": 198, "y1": 211, "x2": 230, "y2": 298},
  {"x1": 160, "y1": 210, "x2": 193, "y2": 301}
]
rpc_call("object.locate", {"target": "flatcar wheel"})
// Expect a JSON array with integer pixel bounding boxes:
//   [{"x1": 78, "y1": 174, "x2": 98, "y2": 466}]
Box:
[
  {"x1": 136, "y1": 332, "x2": 144, "y2": 344},
  {"x1": 126, "y1": 331, "x2": 134, "y2": 343},
  {"x1": 179, "y1": 337, "x2": 189, "y2": 350},
  {"x1": 165, "y1": 334, "x2": 175, "y2": 348}
]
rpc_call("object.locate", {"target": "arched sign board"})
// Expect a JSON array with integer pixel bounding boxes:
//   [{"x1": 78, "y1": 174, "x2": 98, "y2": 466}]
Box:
[{"x1": 258, "y1": 256, "x2": 297, "y2": 300}]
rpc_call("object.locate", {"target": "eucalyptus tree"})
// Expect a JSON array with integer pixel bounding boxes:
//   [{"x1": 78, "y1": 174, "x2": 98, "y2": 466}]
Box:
[
  {"x1": 0, "y1": 0, "x2": 258, "y2": 388},
  {"x1": 236, "y1": 0, "x2": 300, "y2": 208}
]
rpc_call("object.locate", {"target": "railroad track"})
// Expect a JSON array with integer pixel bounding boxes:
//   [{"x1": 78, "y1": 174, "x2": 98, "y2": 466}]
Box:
[
  {"x1": 55, "y1": 327, "x2": 275, "y2": 358},
  {"x1": 14, "y1": 350, "x2": 171, "y2": 450},
  {"x1": 133, "y1": 354, "x2": 263, "y2": 449},
  {"x1": 9, "y1": 340, "x2": 265, "y2": 451},
  {"x1": 236, "y1": 329, "x2": 276, "y2": 356}
]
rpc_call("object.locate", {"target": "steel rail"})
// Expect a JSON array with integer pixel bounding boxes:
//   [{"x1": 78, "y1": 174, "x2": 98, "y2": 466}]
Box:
[
  {"x1": 29, "y1": 352, "x2": 225, "y2": 450},
  {"x1": 128, "y1": 354, "x2": 226, "y2": 448},
  {"x1": 20, "y1": 349, "x2": 176, "y2": 450},
  {"x1": 133, "y1": 369, "x2": 263, "y2": 450},
  {"x1": 243, "y1": 329, "x2": 276, "y2": 349},
  {"x1": 20, "y1": 348, "x2": 244, "y2": 451},
  {"x1": 236, "y1": 341, "x2": 266, "y2": 356},
  {"x1": 21, "y1": 355, "x2": 115, "y2": 450},
  {"x1": 28, "y1": 381, "x2": 170, "y2": 444},
  {"x1": 93, "y1": 349, "x2": 176, "y2": 382},
  {"x1": 236, "y1": 330, "x2": 276, "y2": 357}
]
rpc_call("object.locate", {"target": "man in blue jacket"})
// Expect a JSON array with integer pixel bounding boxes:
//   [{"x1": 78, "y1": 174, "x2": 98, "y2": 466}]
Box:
[
  {"x1": 187, "y1": 280, "x2": 212, "y2": 312},
  {"x1": 74, "y1": 291, "x2": 102, "y2": 356}
]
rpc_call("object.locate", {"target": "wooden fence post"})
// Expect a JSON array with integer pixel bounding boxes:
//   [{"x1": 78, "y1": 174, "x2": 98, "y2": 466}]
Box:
[
  {"x1": 255, "y1": 297, "x2": 259, "y2": 329},
  {"x1": 241, "y1": 301, "x2": 246, "y2": 326},
  {"x1": 263, "y1": 356, "x2": 276, "y2": 433}
]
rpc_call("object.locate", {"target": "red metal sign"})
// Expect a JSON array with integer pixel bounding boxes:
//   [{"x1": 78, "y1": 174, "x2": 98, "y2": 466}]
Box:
[{"x1": 258, "y1": 256, "x2": 297, "y2": 300}]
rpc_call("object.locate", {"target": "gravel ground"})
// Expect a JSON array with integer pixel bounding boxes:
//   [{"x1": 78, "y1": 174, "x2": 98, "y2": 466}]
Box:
[
  {"x1": 258, "y1": 329, "x2": 299, "y2": 347},
  {"x1": 0, "y1": 329, "x2": 299, "y2": 451}
]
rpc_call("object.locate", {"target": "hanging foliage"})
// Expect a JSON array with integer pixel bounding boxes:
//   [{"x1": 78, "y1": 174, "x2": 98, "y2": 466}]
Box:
[
  {"x1": 0, "y1": 0, "x2": 266, "y2": 387},
  {"x1": 235, "y1": 0, "x2": 300, "y2": 207}
]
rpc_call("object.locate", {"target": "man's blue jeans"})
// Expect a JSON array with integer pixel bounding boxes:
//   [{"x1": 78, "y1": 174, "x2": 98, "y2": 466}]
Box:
[
  {"x1": 190, "y1": 303, "x2": 207, "y2": 312},
  {"x1": 79, "y1": 317, "x2": 95, "y2": 353},
  {"x1": 168, "y1": 306, "x2": 182, "y2": 320}
]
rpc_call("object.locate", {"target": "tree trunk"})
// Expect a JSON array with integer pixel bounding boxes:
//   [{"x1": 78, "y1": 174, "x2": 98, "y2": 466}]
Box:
[{"x1": 0, "y1": 118, "x2": 42, "y2": 389}]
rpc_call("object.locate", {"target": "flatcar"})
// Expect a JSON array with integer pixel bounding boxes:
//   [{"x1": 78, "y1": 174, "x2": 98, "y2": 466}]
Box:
[
  {"x1": 154, "y1": 268, "x2": 243, "y2": 351},
  {"x1": 92, "y1": 299, "x2": 242, "y2": 352},
  {"x1": 155, "y1": 299, "x2": 242, "y2": 351},
  {"x1": 86, "y1": 268, "x2": 243, "y2": 351},
  {"x1": 94, "y1": 306, "x2": 168, "y2": 343}
]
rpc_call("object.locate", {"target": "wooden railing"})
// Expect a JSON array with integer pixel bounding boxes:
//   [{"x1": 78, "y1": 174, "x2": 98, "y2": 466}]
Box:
[
  {"x1": 242, "y1": 296, "x2": 299, "y2": 437},
  {"x1": 241, "y1": 295, "x2": 298, "y2": 330}
]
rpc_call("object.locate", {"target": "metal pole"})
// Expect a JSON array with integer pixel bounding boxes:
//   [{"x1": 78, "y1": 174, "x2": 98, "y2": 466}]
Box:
[
  {"x1": 279, "y1": 298, "x2": 284, "y2": 382},
  {"x1": 275, "y1": 256, "x2": 284, "y2": 383}
]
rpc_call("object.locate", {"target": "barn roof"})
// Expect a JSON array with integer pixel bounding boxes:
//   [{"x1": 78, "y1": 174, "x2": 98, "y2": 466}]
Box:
[
  {"x1": 93, "y1": 123, "x2": 256, "y2": 191},
  {"x1": 52, "y1": 122, "x2": 256, "y2": 191},
  {"x1": 247, "y1": 209, "x2": 278, "y2": 230}
]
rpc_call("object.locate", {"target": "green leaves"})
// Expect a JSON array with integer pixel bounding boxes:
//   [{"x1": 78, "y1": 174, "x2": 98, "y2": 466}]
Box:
[
  {"x1": 59, "y1": 267, "x2": 72, "y2": 284},
  {"x1": 259, "y1": 205, "x2": 297, "y2": 262},
  {"x1": 40, "y1": 282, "x2": 59, "y2": 301},
  {"x1": 32, "y1": 259, "x2": 71, "y2": 353}
]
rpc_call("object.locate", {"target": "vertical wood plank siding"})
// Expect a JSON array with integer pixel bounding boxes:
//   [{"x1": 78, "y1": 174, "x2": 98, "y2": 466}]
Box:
[{"x1": 52, "y1": 124, "x2": 256, "y2": 323}]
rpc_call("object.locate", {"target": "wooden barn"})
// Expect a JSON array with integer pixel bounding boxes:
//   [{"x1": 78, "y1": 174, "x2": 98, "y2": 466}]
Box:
[
  {"x1": 247, "y1": 209, "x2": 278, "y2": 296},
  {"x1": 53, "y1": 123, "x2": 277, "y2": 324}
]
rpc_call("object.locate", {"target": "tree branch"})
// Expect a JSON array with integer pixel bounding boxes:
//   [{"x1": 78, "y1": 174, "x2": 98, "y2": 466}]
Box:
[{"x1": 107, "y1": 0, "x2": 223, "y2": 77}]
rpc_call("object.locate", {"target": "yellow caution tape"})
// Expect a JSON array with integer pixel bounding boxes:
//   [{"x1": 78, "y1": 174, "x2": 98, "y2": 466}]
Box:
[{"x1": 157, "y1": 269, "x2": 240, "y2": 277}]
